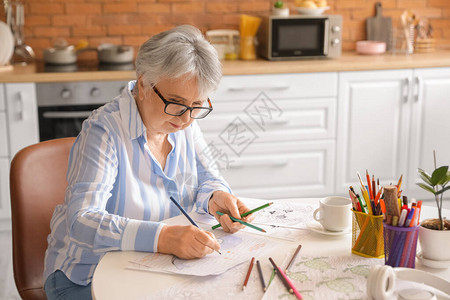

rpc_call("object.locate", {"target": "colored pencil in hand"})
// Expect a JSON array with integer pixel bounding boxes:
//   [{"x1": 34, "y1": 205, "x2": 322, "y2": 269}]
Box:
[
  {"x1": 212, "y1": 202, "x2": 273, "y2": 230},
  {"x1": 169, "y1": 196, "x2": 221, "y2": 255},
  {"x1": 216, "y1": 211, "x2": 266, "y2": 233},
  {"x1": 243, "y1": 257, "x2": 255, "y2": 290}
]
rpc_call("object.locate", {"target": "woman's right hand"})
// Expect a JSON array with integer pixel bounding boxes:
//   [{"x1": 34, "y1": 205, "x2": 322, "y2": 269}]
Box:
[{"x1": 157, "y1": 225, "x2": 221, "y2": 259}]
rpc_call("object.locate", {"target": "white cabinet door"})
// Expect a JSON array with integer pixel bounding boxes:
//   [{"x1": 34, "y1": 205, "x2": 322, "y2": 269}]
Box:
[
  {"x1": 0, "y1": 159, "x2": 9, "y2": 219},
  {"x1": 336, "y1": 70, "x2": 412, "y2": 195},
  {"x1": 5, "y1": 83, "x2": 39, "y2": 159},
  {"x1": 407, "y1": 67, "x2": 450, "y2": 198}
]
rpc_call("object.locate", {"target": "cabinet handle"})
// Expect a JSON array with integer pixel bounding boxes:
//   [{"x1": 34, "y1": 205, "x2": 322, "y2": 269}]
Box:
[
  {"x1": 16, "y1": 91, "x2": 25, "y2": 120},
  {"x1": 265, "y1": 118, "x2": 290, "y2": 126},
  {"x1": 227, "y1": 83, "x2": 290, "y2": 91},
  {"x1": 42, "y1": 111, "x2": 92, "y2": 119},
  {"x1": 414, "y1": 76, "x2": 421, "y2": 102},
  {"x1": 403, "y1": 78, "x2": 410, "y2": 103},
  {"x1": 229, "y1": 158, "x2": 289, "y2": 169}
]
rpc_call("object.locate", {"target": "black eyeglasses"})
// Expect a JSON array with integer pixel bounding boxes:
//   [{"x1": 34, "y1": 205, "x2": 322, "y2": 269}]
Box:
[{"x1": 152, "y1": 86, "x2": 213, "y2": 119}]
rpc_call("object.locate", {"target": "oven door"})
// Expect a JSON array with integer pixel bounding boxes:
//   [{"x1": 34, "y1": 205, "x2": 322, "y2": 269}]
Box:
[
  {"x1": 38, "y1": 104, "x2": 101, "y2": 141},
  {"x1": 271, "y1": 18, "x2": 328, "y2": 58}
]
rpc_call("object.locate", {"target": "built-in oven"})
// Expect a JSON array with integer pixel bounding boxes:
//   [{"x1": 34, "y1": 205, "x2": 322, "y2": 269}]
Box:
[{"x1": 36, "y1": 81, "x2": 128, "y2": 141}]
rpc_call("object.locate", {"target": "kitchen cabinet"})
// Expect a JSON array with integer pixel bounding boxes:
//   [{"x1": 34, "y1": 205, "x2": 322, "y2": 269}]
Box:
[
  {"x1": 407, "y1": 68, "x2": 450, "y2": 198},
  {"x1": 198, "y1": 72, "x2": 337, "y2": 198},
  {"x1": 336, "y1": 68, "x2": 450, "y2": 200},
  {"x1": 0, "y1": 82, "x2": 39, "y2": 226}
]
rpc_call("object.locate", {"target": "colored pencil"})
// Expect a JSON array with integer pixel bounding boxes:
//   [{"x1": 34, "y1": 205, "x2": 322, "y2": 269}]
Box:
[
  {"x1": 212, "y1": 202, "x2": 273, "y2": 230},
  {"x1": 256, "y1": 260, "x2": 266, "y2": 292},
  {"x1": 285, "y1": 244, "x2": 302, "y2": 273},
  {"x1": 267, "y1": 268, "x2": 276, "y2": 288},
  {"x1": 169, "y1": 196, "x2": 221, "y2": 255},
  {"x1": 366, "y1": 170, "x2": 373, "y2": 200},
  {"x1": 216, "y1": 211, "x2": 266, "y2": 233},
  {"x1": 269, "y1": 257, "x2": 303, "y2": 299},
  {"x1": 242, "y1": 257, "x2": 255, "y2": 290}
]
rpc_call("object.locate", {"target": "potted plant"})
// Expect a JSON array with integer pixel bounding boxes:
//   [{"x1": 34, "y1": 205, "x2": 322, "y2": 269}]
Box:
[
  {"x1": 416, "y1": 153, "x2": 450, "y2": 263},
  {"x1": 272, "y1": 1, "x2": 289, "y2": 16}
]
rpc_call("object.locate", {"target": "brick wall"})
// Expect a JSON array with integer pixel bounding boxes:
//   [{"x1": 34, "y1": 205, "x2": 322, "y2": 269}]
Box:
[{"x1": 2, "y1": 0, "x2": 449, "y2": 60}]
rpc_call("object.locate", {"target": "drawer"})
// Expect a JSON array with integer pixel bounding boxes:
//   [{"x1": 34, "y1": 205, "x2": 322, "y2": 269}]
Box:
[
  {"x1": 205, "y1": 140, "x2": 335, "y2": 199},
  {"x1": 0, "y1": 113, "x2": 8, "y2": 157},
  {"x1": 0, "y1": 84, "x2": 4, "y2": 111},
  {"x1": 211, "y1": 72, "x2": 337, "y2": 101},
  {"x1": 197, "y1": 97, "x2": 336, "y2": 142}
]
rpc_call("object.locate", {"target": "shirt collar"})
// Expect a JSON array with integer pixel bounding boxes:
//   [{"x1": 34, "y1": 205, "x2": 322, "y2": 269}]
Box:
[{"x1": 119, "y1": 80, "x2": 146, "y2": 140}]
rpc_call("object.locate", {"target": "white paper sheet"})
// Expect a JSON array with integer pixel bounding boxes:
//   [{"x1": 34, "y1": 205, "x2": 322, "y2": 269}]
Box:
[{"x1": 128, "y1": 229, "x2": 279, "y2": 276}]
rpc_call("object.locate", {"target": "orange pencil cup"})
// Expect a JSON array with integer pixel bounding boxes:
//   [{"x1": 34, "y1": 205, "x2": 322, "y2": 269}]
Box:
[
  {"x1": 352, "y1": 211, "x2": 384, "y2": 258},
  {"x1": 383, "y1": 223, "x2": 419, "y2": 268}
]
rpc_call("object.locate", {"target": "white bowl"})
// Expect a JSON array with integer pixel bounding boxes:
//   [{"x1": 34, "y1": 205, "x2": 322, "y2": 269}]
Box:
[{"x1": 296, "y1": 6, "x2": 329, "y2": 15}]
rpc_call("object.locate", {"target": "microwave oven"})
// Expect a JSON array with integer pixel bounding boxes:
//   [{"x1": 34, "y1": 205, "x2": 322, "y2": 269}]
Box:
[{"x1": 257, "y1": 14, "x2": 342, "y2": 60}]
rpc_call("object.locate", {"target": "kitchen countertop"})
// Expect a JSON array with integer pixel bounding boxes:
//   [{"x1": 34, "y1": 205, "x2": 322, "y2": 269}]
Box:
[{"x1": 1, "y1": 50, "x2": 450, "y2": 83}]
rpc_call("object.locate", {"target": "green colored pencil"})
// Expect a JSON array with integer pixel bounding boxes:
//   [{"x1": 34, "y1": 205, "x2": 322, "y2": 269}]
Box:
[
  {"x1": 212, "y1": 202, "x2": 273, "y2": 230},
  {"x1": 267, "y1": 268, "x2": 277, "y2": 288},
  {"x1": 216, "y1": 211, "x2": 266, "y2": 233}
]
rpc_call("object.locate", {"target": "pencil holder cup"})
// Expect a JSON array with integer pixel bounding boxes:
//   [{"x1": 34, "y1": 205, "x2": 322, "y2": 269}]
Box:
[
  {"x1": 383, "y1": 223, "x2": 420, "y2": 268},
  {"x1": 352, "y1": 211, "x2": 384, "y2": 258}
]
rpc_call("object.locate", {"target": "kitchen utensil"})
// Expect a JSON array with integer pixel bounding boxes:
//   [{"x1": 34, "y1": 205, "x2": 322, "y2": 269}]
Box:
[
  {"x1": 97, "y1": 44, "x2": 134, "y2": 64},
  {"x1": 0, "y1": 21, "x2": 14, "y2": 67},
  {"x1": 366, "y1": 2, "x2": 392, "y2": 50},
  {"x1": 356, "y1": 40, "x2": 386, "y2": 55},
  {"x1": 43, "y1": 45, "x2": 78, "y2": 65},
  {"x1": 12, "y1": 3, "x2": 35, "y2": 64},
  {"x1": 400, "y1": 10, "x2": 415, "y2": 54}
]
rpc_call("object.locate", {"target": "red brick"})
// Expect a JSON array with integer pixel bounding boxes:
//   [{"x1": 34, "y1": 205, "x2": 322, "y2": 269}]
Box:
[
  {"x1": 138, "y1": 3, "x2": 171, "y2": 13},
  {"x1": 172, "y1": 3, "x2": 205, "y2": 14},
  {"x1": 103, "y1": 3, "x2": 138, "y2": 14},
  {"x1": 428, "y1": 0, "x2": 450, "y2": 8},
  {"x1": 29, "y1": 3, "x2": 64, "y2": 14},
  {"x1": 72, "y1": 26, "x2": 107, "y2": 37},
  {"x1": 65, "y1": 3, "x2": 102, "y2": 14},
  {"x1": 52, "y1": 15, "x2": 87, "y2": 26},
  {"x1": 33, "y1": 26, "x2": 70, "y2": 37},
  {"x1": 238, "y1": 2, "x2": 271, "y2": 12},
  {"x1": 107, "y1": 25, "x2": 142, "y2": 35},
  {"x1": 90, "y1": 15, "x2": 128, "y2": 25},
  {"x1": 206, "y1": 3, "x2": 239, "y2": 13},
  {"x1": 26, "y1": 15, "x2": 51, "y2": 26}
]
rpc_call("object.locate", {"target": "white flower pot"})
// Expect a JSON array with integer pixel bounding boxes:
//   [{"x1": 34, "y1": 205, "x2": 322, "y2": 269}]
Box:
[
  {"x1": 418, "y1": 219, "x2": 450, "y2": 261},
  {"x1": 272, "y1": 8, "x2": 289, "y2": 17}
]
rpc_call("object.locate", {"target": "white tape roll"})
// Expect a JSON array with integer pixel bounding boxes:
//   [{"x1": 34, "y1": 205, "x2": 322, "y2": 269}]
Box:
[{"x1": 367, "y1": 265, "x2": 396, "y2": 300}]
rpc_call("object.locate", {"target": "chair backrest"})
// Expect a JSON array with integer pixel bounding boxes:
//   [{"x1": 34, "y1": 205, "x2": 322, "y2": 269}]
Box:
[{"x1": 10, "y1": 137, "x2": 75, "y2": 300}]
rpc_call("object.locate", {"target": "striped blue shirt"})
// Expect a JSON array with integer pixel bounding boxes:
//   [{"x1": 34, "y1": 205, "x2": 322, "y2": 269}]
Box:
[{"x1": 43, "y1": 80, "x2": 231, "y2": 286}]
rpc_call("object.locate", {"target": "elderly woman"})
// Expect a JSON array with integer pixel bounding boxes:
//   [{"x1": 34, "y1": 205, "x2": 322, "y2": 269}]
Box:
[{"x1": 43, "y1": 25, "x2": 254, "y2": 300}]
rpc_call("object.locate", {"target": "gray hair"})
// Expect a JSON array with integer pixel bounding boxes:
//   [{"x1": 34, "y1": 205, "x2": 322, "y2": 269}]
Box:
[{"x1": 135, "y1": 25, "x2": 222, "y2": 98}]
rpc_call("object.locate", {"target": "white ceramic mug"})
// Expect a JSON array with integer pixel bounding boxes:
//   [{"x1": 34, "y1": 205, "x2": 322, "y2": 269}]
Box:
[{"x1": 313, "y1": 196, "x2": 352, "y2": 232}]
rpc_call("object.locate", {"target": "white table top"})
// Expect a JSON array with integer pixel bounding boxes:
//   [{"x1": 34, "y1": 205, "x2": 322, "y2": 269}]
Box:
[{"x1": 92, "y1": 198, "x2": 450, "y2": 300}]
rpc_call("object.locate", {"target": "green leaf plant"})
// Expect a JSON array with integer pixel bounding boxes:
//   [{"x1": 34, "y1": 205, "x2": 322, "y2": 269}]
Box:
[{"x1": 417, "y1": 152, "x2": 450, "y2": 230}]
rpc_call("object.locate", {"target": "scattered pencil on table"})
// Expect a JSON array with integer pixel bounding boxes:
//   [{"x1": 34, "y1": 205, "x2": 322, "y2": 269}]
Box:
[
  {"x1": 285, "y1": 244, "x2": 302, "y2": 273},
  {"x1": 216, "y1": 211, "x2": 266, "y2": 233},
  {"x1": 256, "y1": 260, "x2": 266, "y2": 292},
  {"x1": 242, "y1": 257, "x2": 255, "y2": 290},
  {"x1": 169, "y1": 196, "x2": 222, "y2": 255},
  {"x1": 269, "y1": 257, "x2": 303, "y2": 300},
  {"x1": 212, "y1": 202, "x2": 273, "y2": 230}
]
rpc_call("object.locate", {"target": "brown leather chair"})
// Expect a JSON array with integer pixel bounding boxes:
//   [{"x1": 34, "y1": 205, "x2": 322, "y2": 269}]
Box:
[{"x1": 10, "y1": 137, "x2": 75, "y2": 300}]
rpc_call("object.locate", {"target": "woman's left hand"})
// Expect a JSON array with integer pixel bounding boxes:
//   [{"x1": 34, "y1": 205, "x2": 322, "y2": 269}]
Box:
[{"x1": 208, "y1": 191, "x2": 255, "y2": 233}]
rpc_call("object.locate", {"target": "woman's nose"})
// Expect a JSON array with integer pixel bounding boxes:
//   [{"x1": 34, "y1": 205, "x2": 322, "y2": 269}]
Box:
[{"x1": 179, "y1": 110, "x2": 191, "y2": 123}]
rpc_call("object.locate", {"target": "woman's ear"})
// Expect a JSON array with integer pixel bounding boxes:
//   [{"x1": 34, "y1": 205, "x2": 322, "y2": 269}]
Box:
[{"x1": 136, "y1": 76, "x2": 145, "y2": 102}]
